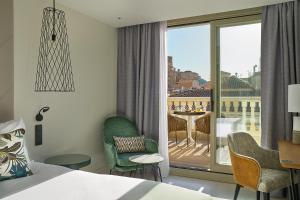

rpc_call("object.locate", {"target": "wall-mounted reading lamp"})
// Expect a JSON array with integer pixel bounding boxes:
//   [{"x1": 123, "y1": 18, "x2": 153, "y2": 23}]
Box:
[
  {"x1": 35, "y1": 106, "x2": 50, "y2": 146},
  {"x1": 36, "y1": 106, "x2": 50, "y2": 121}
]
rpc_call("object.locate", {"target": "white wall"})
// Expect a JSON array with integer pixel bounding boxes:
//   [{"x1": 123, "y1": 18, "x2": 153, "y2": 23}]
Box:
[
  {"x1": 0, "y1": 0, "x2": 14, "y2": 122},
  {"x1": 14, "y1": 0, "x2": 117, "y2": 173}
]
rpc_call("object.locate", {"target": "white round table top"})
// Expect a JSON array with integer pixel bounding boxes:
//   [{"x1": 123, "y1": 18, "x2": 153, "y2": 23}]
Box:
[{"x1": 129, "y1": 153, "x2": 164, "y2": 164}]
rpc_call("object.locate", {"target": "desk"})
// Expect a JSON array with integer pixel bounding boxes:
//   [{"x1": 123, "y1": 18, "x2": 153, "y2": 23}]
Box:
[
  {"x1": 173, "y1": 111, "x2": 205, "y2": 145},
  {"x1": 278, "y1": 141, "x2": 300, "y2": 200}
]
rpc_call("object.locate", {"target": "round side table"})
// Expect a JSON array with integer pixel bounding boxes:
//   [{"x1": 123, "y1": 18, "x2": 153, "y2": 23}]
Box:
[
  {"x1": 129, "y1": 153, "x2": 164, "y2": 182},
  {"x1": 45, "y1": 154, "x2": 91, "y2": 170}
]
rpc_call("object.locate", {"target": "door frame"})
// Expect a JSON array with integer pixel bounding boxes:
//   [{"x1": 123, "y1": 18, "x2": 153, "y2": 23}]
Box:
[{"x1": 210, "y1": 15, "x2": 261, "y2": 174}]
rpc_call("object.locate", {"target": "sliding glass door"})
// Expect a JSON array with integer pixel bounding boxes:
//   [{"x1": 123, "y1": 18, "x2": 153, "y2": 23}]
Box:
[
  {"x1": 166, "y1": 14, "x2": 261, "y2": 174},
  {"x1": 167, "y1": 24, "x2": 212, "y2": 170},
  {"x1": 211, "y1": 15, "x2": 261, "y2": 173}
]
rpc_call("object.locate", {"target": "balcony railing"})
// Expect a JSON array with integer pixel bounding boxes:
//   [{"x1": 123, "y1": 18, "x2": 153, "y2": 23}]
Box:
[
  {"x1": 168, "y1": 96, "x2": 261, "y2": 137},
  {"x1": 168, "y1": 96, "x2": 261, "y2": 118}
]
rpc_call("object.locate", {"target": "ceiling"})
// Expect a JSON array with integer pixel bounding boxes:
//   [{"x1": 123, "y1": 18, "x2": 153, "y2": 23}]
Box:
[{"x1": 58, "y1": 0, "x2": 291, "y2": 27}]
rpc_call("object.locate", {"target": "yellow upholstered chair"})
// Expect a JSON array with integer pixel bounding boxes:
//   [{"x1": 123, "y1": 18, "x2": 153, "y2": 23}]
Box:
[{"x1": 228, "y1": 132, "x2": 291, "y2": 200}]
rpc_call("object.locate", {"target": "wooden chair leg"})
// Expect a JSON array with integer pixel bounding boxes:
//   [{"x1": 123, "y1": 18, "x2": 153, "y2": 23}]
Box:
[
  {"x1": 289, "y1": 186, "x2": 293, "y2": 199},
  {"x1": 132, "y1": 169, "x2": 137, "y2": 177},
  {"x1": 263, "y1": 193, "x2": 270, "y2": 200},
  {"x1": 175, "y1": 130, "x2": 178, "y2": 144},
  {"x1": 207, "y1": 134, "x2": 210, "y2": 152},
  {"x1": 256, "y1": 191, "x2": 260, "y2": 200},
  {"x1": 295, "y1": 183, "x2": 299, "y2": 199},
  {"x1": 186, "y1": 130, "x2": 189, "y2": 147},
  {"x1": 234, "y1": 184, "x2": 241, "y2": 200},
  {"x1": 194, "y1": 131, "x2": 197, "y2": 147},
  {"x1": 282, "y1": 187, "x2": 288, "y2": 198}
]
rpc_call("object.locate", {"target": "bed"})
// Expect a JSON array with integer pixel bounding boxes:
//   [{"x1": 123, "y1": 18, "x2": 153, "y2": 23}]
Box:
[{"x1": 0, "y1": 162, "x2": 224, "y2": 200}]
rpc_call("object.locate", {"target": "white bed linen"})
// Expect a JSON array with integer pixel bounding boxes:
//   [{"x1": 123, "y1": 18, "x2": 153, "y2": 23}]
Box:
[
  {"x1": 1, "y1": 162, "x2": 224, "y2": 200},
  {"x1": 0, "y1": 162, "x2": 72, "y2": 199}
]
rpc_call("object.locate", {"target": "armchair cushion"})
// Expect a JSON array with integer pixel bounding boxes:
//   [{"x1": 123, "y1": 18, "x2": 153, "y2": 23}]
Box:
[
  {"x1": 115, "y1": 139, "x2": 158, "y2": 167},
  {"x1": 116, "y1": 138, "x2": 158, "y2": 167},
  {"x1": 113, "y1": 136, "x2": 145, "y2": 153},
  {"x1": 258, "y1": 168, "x2": 290, "y2": 193}
]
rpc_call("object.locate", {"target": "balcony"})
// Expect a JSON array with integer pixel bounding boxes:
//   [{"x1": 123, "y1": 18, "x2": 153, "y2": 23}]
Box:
[{"x1": 167, "y1": 96, "x2": 261, "y2": 169}]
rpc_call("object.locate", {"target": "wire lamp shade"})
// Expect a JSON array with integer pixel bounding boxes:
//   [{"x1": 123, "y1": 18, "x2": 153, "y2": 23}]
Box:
[{"x1": 35, "y1": 1, "x2": 75, "y2": 92}]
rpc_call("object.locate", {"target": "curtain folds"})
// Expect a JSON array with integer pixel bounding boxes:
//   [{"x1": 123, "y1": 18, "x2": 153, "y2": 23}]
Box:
[
  {"x1": 117, "y1": 22, "x2": 169, "y2": 176},
  {"x1": 158, "y1": 22, "x2": 170, "y2": 177},
  {"x1": 117, "y1": 22, "x2": 160, "y2": 141},
  {"x1": 261, "y1": 0, "x2": 300, "y2": 149}
]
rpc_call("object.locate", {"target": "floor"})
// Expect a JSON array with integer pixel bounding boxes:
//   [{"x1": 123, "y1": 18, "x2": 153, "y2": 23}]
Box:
[
  {"x1": 117, "y1": 170, "x2": 288, "y2": 200},
  {"x1": 168, "y1": 130, "x2": 239, "y2": 168},
  {"x1": 163, "y1": 176, "x2": 287, "y2": 200},
  {"x1": 169, "y1": 131, "x2": 210, "y2": 168}
]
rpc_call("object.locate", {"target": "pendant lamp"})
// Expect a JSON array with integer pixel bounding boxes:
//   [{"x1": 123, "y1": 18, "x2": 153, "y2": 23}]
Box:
[{"x1": 35, "y1": 0, "x2": 75, "y2": 92}]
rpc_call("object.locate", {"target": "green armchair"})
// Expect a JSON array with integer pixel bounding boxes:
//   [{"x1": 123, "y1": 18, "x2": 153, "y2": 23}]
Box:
[{"x1": 103, "y1": 116, "x2": 158, "y2": 174}]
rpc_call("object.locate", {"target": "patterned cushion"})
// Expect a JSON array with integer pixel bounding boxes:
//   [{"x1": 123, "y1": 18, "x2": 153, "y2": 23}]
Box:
[
  {"x1": 0, "y1": 129, "x2": 31, "y2": 181},
  {"x1": 113, "y1": 136, "x2": 145, "y2": 153}
]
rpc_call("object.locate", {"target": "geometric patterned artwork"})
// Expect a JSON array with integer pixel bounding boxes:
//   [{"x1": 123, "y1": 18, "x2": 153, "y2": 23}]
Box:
[{"x1": 35, "y1": 3, "x2": 75, "y2": 92}]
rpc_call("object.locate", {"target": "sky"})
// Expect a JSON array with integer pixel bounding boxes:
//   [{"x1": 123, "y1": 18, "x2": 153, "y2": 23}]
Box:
[{"x1": 167, "y1": 23, "x2": 261, "y2": 81}]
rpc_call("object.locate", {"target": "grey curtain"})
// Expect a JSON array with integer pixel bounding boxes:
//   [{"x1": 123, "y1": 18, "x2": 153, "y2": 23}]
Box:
[
  {"x1": 117, "y1": 22, "x2": 162, "y2": 141},
  {"x1": 261, "y1": 0, "x2": 300, "y2": 149}
]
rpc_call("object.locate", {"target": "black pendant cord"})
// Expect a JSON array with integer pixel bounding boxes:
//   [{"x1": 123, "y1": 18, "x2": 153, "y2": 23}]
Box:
[{"x1": 52, "y1": 0, "x2": 56, "y2": 41}]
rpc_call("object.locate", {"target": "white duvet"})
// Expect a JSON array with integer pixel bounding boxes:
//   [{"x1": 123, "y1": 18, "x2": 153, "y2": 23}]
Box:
[{"x1": 1, "y1": 163, "x2": 223, "y2": 200}]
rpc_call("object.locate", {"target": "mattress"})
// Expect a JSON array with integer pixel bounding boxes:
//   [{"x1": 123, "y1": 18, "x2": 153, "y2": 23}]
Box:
[{"x1": 1, "y1": 162, "x2": 224, "y2": 200}]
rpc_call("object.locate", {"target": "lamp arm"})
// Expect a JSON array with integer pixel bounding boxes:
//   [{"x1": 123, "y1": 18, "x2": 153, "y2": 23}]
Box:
[{"x1": 36, "y1": 106, "x2": 50, "y2": 121}]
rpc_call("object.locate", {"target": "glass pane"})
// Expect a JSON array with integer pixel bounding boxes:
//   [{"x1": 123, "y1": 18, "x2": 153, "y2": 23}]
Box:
[
  {"x1": 167, "y1": 24, "x2": 211, "y2": 169},
  {"x1": 216, "y1": 23, "x2": 261, "y2": 165}
]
